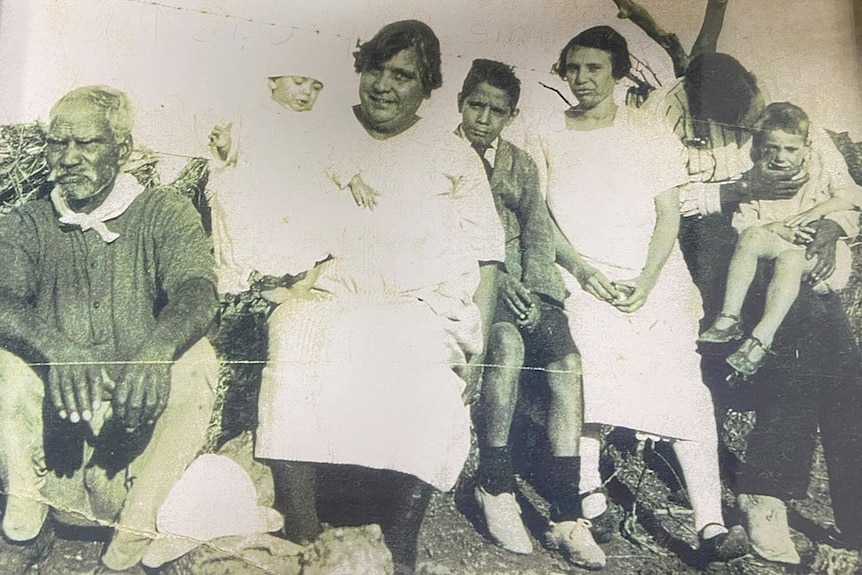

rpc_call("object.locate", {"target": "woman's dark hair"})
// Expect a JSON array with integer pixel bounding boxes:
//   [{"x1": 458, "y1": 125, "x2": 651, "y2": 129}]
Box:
[
  {"x1": 684, "y1": 52, "x2": 759, "y2": 126},
  {"x1": 353, "y1": 20, "x2": 442, "y2": 96},
  {"x1": 458, "y1": 59, "x2": 521, "y2": 110},
  {"x1": 555, "y1": 26, "x2": 631, "y2": 80}
]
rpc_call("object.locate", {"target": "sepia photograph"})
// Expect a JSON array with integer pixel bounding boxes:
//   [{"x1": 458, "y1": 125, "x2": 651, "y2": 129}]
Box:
[{"x1": 0, "y1": 1, "x2": 861, "y2": 573}]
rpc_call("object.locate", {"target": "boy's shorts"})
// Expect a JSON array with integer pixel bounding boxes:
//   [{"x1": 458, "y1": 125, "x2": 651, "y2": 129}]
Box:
[{"x1": 495, "y1": 300, "x2": 578, "y2": 368}]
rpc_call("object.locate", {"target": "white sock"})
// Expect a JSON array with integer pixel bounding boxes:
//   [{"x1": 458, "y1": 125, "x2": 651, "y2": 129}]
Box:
[
  {"x1": 581, "y1": 492, "x2": 608, "y2": 520},
  {"x1": 701, "y1": 523, "x2": 728, "y2": 540}
]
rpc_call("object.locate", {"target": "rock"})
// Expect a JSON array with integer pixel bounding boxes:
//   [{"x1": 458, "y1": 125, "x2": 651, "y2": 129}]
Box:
[{"x1": 161, "y1": 524, "x2": 391, "y2": 575}]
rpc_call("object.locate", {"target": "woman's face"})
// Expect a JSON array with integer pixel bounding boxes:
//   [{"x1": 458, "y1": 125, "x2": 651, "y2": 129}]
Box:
[
  {"x1": 563, "y1": 46, "x2": 617, "y2": 110},
  {"x1": 358, "y1": 47, "x2": 427, "y2": 136}
]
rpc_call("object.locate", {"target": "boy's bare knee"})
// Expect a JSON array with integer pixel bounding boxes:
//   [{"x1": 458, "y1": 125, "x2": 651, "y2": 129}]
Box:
[{"x1": 487, "y1": 323, "x2": 525, "y2": 366}]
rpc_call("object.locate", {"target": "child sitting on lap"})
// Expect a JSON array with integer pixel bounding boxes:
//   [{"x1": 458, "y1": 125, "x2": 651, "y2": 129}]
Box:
[{"x1": 699, "y1": 102, "x2": 862, "y2": 376}]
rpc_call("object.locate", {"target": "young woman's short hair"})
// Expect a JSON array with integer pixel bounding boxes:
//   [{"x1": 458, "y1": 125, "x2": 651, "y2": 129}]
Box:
[
  {"x1": 354, "y1": 20, "x2": 442, "y2": 96},
  {"x1": 684, "y1": 53, "x2": 759, "y2": 127},
  {"x1": 554, "y1": 26, "x2": 631, "y2": 80},
  {"x1": 458, "y1": 59, "x2": 521, "y2": 111}
]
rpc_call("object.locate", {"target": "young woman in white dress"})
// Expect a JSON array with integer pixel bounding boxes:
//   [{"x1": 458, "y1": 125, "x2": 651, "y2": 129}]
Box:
[{"x1": 531, "y1": 26, "x2": 749, "y2": 564}]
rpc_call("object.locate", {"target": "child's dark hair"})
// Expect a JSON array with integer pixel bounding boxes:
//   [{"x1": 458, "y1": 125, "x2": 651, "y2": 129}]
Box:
[
  {"x1": 354, "y1": 20, "x2": 442, "y2": 96},
  {"x1": 554, "y1": 26, "x2": 631, "y2": 80},
  {"x1": 458, "y1": 59, "x2": 521, "y2": 110}
]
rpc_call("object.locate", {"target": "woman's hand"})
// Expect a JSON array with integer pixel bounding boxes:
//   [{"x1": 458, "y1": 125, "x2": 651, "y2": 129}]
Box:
[
  {"x1": 611, "y1": 273, "x2": 658, "y2": 313},
  {"x1": 576, "y1": 266, "x2": 620, "y2": 304}
]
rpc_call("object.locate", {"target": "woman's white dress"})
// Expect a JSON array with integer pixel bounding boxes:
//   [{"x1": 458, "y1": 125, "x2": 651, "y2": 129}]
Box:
[
  {"x1": 537, "y1": 105, "x2": 715, "y2": 441},
  {"x1": 255, "y1": 117, "x2": 504, "y2": 491}
]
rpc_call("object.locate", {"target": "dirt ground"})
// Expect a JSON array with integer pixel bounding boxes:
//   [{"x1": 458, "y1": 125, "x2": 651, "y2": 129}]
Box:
[{"x1": 1, "y1": 434, "x2": 859, "y2": 575}]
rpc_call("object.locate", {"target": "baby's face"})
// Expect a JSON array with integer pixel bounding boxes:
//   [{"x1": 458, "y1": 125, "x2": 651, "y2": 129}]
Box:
[
  {"x1": 270, "y1": 75, "x2": 324, "y2": 112},
  {"x1": 758, "y1": 129, "x2": 808, "y2": 173}
]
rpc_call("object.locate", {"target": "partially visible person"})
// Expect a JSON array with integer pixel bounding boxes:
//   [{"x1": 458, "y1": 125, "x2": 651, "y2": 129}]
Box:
[
  {"x1": 253, "y1": 21, "x2": 504, "y2": 575},
  {"x1": 455, "y1": 59, "x2": 596, "y2": 566},
  {"x1": 653, "y1": 52, "x2": 862, "y2": 564},
  {"x1": 531, "y1": 27, "x2": 750, "y2": 567},
  {"x1": 699, "y1": 102, "x2": 862, "y2": 376},
  {"x1": 0, "y1": 85, "x2": 218, "y2": 573}
]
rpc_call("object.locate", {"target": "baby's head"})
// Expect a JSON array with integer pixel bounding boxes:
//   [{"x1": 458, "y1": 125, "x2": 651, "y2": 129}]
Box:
[
  {"x1": 750, "y1": 102, "x2": 810, "y2": 174},
  {"x1": 268, "y1": 75, "x2": 324, "y2": 112}
]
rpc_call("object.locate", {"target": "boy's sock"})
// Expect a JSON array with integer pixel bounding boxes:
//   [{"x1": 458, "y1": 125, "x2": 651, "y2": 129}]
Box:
[
  {"x1": 477, "y1": 446, "x2": 514, "y2": 495},
  {"x1": 548, "y1": 456, "x2": 581, "y2": 522}
]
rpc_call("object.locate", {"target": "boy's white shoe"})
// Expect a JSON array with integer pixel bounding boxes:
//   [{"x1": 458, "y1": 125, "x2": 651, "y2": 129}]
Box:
[
  {"x1": 545, "y1": 518, "x2": 606, "y2": 570},
  {"x1": 474, "y1": 486, "x2": 533, "y2": 554}
]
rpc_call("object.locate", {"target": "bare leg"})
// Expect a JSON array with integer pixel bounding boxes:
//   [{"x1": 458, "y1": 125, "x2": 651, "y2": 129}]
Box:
[
  {"x1": 714, "y1": 226, "x2": 795, "y2": 329},
  {"x1": 479, "y1": 323, "x2": 525, "y2": 449},
  {"x1": 751, "y1": 249, "x2": 813, "y2": 347},
  {"x1": 546, "y1": 353, "x2": 583, "y2": 457}
]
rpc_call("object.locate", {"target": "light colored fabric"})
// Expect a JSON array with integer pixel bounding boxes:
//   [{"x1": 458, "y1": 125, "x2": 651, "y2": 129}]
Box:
[
  {"x1": 539, "y1": 106, "x2": 716, "y2": 441},
  {"x1": 208, "y1": 98, "x2": 350, "y2": 293},
  {"x1": 0, "y1": 339, "x2": 217, "y2": 569},
  {"x1": 256, "y1": 117, "x2": 504, "y2": 491},
  {"x1": 50, "y1": 173, "x2": 146, "y2": 243},
  {"x1": 143, "y1": 454, "x2": 285, "y2": 568}
]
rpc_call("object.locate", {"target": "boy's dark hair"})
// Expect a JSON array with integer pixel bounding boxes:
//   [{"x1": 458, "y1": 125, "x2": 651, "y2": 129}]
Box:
[
  {"x1": 751, "y1": 101, "x2": 810, "y2": 152},
  {"x1": 684, "y1": 52, "x2": 759, "y2": 127},
  {"x1": 555, "y1": 26, "x2": 631, "y2": 80},
  {"x1": 353, "y1": 20, "x2": 442, "y2": 96},
  {"x1": 458, "y1": 59, "x2": 521, "y2": 110}
]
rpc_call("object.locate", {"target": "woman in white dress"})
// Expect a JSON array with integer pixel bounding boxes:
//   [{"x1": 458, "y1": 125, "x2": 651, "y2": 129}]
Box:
[
  {"x1": 532, "y1": 26, "x2": 749, "y2": 563},
  {"x1": 254, "y1": 21, "x2": 504, "y2": 575}
]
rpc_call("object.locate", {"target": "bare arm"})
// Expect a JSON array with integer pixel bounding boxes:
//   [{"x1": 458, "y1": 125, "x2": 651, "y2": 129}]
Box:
[
  {"x1": 551, "y1": 211, "x2": 619, "y2": 303},
  {"x1": 784, "y1": 196, "x2": 857, "y2": 229},
  {"x1": 113, "y1": 277, "x2": 218, "y2": 428},
  {"x1": 614, "y1": 187, "x2": 680, "y2": 313}
]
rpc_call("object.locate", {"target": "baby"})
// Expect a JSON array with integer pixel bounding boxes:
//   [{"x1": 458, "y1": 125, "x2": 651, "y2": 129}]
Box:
[{"x1": 699, "y1": 102, "x2": 862, "y2": 376}]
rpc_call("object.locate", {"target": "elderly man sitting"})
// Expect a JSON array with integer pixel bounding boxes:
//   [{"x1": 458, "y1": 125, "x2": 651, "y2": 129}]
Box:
[{"x1": 0, "y1": 85, "x2": 218, "y2": 573}]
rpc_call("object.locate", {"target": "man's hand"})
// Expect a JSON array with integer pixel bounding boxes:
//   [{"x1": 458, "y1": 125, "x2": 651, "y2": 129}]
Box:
[
  {"x1": 804, "y1": 218, "x2": 843, "y2": 284},
  {"x1": 112, "y1": 344, "x2": 173, "y2": 429},
  {"x1": 47, "y1": 344, "x2": 108, "y2": 423},
  {"x1": 208, "y1": 123, "x2": 233, "y2": 162},
  {"x1": 348, "y1": 174, "x2": 380, "y2": 210},
  {"x1": 721, "y1": 166, "x2": 809, "y2": 204}
]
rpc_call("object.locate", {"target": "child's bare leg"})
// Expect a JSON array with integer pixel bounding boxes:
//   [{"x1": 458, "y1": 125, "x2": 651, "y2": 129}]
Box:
[
  {"x1": 717, "y1": 227, "x2": 786, "y2": 327},
  {"x1": 751, "y1": 248, "x2": 815, "y2": 347}
]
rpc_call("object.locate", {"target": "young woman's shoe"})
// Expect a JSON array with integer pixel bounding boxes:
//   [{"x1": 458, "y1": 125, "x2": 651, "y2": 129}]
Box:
[
  {"x1": 698, "y1": 313, "x2": 743, "y2": 343},
  {"x1": 698, "y1": 524, "x2": 751, "y2": 563}
]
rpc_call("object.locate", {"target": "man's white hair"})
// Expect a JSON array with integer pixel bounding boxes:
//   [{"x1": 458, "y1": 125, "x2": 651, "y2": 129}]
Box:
[{"x1": 50, "y1": 85, "x2": 134, "y2": 142}]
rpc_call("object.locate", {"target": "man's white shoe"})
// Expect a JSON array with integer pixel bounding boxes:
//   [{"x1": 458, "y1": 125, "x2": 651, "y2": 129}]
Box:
[
  {"x1": 738, "y1": 494, "x2": 801, "y2": 565},
  {"x1": 2, "y1": 495, "x2": 48, "y2": 542},
  {"x1": 545, "y1": 518, "x2": 606, "y2": 570},
  {"x1": 474, "y1": 486, "x2": 533, "y2": 554}
]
